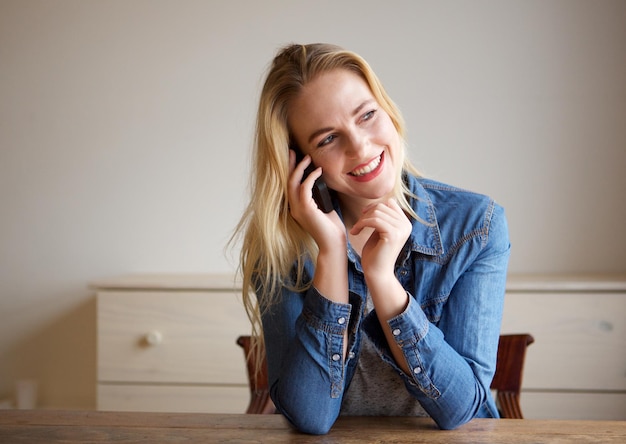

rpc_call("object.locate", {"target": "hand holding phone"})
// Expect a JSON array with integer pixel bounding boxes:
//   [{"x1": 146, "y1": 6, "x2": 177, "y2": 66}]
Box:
[{"x1": 294, "y1": 149, "x2": 334, "y2": 213}]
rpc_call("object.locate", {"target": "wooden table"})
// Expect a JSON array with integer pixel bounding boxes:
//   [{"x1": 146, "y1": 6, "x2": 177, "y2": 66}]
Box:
[{"x1": 1, "y1": 410, "x2": 625, "y2": 443}]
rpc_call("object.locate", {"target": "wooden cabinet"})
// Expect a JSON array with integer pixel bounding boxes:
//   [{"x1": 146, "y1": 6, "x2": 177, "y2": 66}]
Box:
[
  {"x1": 94, "y1": 274, "x2": 250, "y2": 413},
  {"x1": 501, "y1": 274, "x2": 626, "y2": 420},
  {"x1": 94, "y1": 273, "x2": 626, "y2": 419}
]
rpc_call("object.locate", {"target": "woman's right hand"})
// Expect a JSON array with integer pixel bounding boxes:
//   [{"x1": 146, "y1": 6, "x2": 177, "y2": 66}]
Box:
[
  {"x1": 289, "y1": 149, "x2": 349, "y2": 305},
  {"x1": 287, "y1": 150, "x2": 346, "y2": 252}
]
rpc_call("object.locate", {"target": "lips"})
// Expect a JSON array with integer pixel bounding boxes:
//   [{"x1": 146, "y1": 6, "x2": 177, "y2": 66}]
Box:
[{"x1": 348, "y1": 153, "x2": 384, "y2": 182}]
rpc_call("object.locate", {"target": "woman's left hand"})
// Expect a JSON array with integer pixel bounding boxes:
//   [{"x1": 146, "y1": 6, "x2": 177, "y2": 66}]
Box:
[{"x1": 349, "y1": 199, "x2": 412, "y2": 279}]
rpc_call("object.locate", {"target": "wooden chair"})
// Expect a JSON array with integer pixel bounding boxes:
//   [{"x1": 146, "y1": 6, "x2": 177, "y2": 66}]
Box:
[
  {"x1": 237, "y1": 333, "x2": 534, "y2": 418},
  {"x1": 236, "y1": 335, "x2": 276, "y2": 414},
  {"x1": 490, "y1": 333, "x2": 535, "y2": 419}
]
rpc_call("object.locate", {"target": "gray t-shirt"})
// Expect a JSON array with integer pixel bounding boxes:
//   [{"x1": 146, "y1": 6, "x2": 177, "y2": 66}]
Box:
[{"x1": 339, "y1": 295, "x2": 429, "y2": 417}]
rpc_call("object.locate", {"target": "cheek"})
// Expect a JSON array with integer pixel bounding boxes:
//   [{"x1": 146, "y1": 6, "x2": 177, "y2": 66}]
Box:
[
  {"x1": 317, "y1": 155, "x2": 346, "y2": 188},
  {"x1": 381, "y1": 115, "x2": 400, "y2": 142},
  {"x1": 321, "y1": 159, "x2": 343, "y2": 180}
]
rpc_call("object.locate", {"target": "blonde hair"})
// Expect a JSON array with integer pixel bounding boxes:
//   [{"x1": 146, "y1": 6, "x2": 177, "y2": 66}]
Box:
[{"x1": 231, "y1": 43, "x2": 422, "y2": 363}]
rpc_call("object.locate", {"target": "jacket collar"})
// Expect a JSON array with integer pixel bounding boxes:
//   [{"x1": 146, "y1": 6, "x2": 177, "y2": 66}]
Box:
[
  {"x1": 343, "y1": 175, "x2": 444, "y2": 269},
  {"x1": 405, "y1": 175, "x2": 444, "y2": 257}
]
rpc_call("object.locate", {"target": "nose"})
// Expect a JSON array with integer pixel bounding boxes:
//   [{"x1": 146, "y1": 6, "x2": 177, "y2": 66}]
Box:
[{"x1": 344, "y1": 130, "x2": 368, "y2": 158}]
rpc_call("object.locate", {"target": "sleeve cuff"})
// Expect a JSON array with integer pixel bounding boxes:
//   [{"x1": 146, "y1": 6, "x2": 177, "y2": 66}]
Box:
[{"x1": 301, "y1": 286, "x2": 356, "y2": 335}]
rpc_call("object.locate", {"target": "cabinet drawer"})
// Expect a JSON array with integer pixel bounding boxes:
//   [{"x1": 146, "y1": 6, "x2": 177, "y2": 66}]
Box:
[
  {"x1": 97, "y1": 290, "x2": 249, "y2": 384},
  {"x1": 520, "y1": 391, "x2": 626, "y2": 421},
  {"x1": 97, "y1": 383, "x2": 249, "y2": 413},
  {"x1": 501, "y1": 291, "x2": 626, "y2": 391}
]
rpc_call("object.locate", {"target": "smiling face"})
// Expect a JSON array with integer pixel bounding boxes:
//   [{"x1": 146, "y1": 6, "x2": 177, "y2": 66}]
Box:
[{"x1": 288, "y1": 69, "x2": 402, "y2": 218}]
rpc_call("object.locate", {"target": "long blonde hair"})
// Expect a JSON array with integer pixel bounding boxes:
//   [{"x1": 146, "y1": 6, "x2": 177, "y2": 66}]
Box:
[{"x1": 231, "y1": 43, "x2": 421, "y2": 361}]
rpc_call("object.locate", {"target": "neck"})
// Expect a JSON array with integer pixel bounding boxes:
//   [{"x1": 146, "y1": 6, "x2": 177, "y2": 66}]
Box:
[{"x1": 339, "y1": 199, "x2": 367, "y2": 229}]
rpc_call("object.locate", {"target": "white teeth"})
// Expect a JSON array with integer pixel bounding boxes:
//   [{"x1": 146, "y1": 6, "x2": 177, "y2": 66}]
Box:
[{"x1": 351, "y1": 155, "x2": 381, "y2": 176}]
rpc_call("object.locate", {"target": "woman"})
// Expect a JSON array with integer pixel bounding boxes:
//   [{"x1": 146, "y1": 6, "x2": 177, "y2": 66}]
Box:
[{"x1": 232, "y1": 43, "x2": 510, "y2": 435}]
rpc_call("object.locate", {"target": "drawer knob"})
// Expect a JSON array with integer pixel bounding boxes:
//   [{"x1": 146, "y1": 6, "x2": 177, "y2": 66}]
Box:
[{"x1": 144, "y1": 330, "x2": 163, "y2": 346}]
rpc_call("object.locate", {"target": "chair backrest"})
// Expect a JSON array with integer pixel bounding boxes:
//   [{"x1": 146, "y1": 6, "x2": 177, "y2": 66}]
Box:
[
  {"x1": 236, "y1": 335, "x2": 276, "y2": 414},
  {"x1": 490, "y1": 333, "x2": 535, "y2": 419},
  {"x1": 237, "y1": 333, "x2": 534, "y2": 418}
]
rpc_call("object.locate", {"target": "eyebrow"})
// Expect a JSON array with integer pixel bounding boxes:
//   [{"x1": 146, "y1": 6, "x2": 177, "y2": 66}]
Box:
[{"x1": 306, "y1": 100, "x2": 375, "y2": 144}]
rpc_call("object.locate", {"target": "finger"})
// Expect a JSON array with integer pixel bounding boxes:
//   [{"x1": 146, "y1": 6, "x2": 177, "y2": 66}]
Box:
[
  {"x1": 289, "y1": 156, "x2": 329, "y2": 219},
  {"x1": 386, "y1": 198, "x2": 404, "y2": 214},
  {"x1": 350, "y1": 205, "x2": 396, "y2": 235},
  {"x1": 288, "y1": 149, "x2": 297, "y2": 173},
  {"x1": 288, "y1": 152, "x2": 312, "y2": 201},
  {"x1": 352, "y1": 201, "x2": 411, "y2": 241},
  {"x1": 289, "y1": 150, "x2": 311, "y2": 182}
]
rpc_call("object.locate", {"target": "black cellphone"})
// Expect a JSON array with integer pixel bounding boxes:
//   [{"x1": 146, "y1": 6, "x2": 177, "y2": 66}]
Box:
[{"x1": 294, "y1": 148, "x2": 334, "y2": 213}]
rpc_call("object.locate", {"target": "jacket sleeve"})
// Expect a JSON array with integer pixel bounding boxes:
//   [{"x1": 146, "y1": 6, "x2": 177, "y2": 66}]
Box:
[
  {"x1": 258, "y1": 279, "x2": 363, "y2": 435},
  {"x1": 362, "y1": 203, "x2": 510, "y2": 429}
]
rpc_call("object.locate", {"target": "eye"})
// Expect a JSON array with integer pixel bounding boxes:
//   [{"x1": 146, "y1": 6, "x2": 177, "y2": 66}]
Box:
[
  {"x1": 362, "y1": 109, "x2": 377, "y2": 121},
  {"x1": 317, "y1": 134, "x2": 336, "y2": 148}
]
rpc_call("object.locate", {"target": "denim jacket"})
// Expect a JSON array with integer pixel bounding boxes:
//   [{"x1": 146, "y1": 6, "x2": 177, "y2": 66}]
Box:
[{"x1": 257, "y1": 175, "x2": 510, "y2": 434}]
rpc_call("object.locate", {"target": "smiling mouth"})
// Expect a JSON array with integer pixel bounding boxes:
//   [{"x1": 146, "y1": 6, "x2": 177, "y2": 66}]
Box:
[{"x1": 349, "y1": 154, "x2": 383, "y2": 177}]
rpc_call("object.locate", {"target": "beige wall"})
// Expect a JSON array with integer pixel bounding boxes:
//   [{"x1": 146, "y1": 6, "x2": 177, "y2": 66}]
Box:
[{"x1": 1, "y1": 0, "x2": 625, "y2": 409}]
